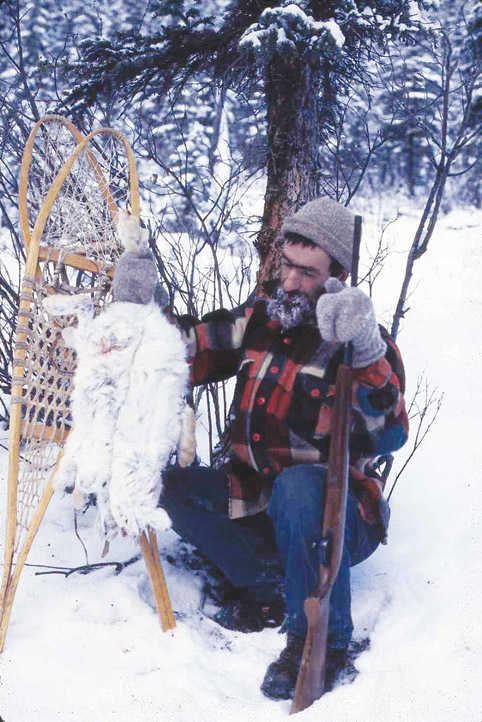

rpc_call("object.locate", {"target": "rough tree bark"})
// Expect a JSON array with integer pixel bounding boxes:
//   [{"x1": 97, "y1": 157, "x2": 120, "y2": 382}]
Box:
[{"x1": 255, "y1": 55, "x2": 323, "y2": 291}]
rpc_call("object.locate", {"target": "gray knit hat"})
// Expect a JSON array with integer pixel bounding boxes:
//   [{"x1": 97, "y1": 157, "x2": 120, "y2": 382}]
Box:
[{"x1": 281, "y1": 197, "x2": 356, "y2": 271}]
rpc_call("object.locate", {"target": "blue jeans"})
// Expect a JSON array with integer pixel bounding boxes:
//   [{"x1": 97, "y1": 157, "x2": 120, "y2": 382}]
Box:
[
  {"x1": 161, "y1": 463, "x2": 380, "y2": 646},
  {"x1": 268, "y1": 464, "x2": 380, "y2": 644}
]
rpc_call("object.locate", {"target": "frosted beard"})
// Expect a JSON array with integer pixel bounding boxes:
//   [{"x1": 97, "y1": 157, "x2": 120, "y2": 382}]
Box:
[{"x1": 267, "y1": 288, "x2": 317, "y2": 329}]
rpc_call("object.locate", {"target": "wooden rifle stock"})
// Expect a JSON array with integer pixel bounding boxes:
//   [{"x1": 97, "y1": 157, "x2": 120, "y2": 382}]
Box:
[{"x1": 291, "y1": 215, "x2": 362, "y2": 714}]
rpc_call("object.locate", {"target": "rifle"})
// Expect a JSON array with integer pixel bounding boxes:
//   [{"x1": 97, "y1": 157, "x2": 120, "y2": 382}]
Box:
[{"x1": 290, "y1": 215, "x2": 362, "y2": 715}]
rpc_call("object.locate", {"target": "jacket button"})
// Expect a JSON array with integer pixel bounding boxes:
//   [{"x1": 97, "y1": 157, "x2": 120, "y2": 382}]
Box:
[
  {"x1": 270, "y1": 366, "x2": 279, "y2": 374},
  {"x1": 311, "y1": 388, "x2": 321, "y2": 398},
  {"x1": 257, "y1": 396, "x2": 266, "y2": 406},
  {"x1": 262, "y1": 467, "x2": 270, "y2": 475},
  {"x1": 283, "y1": 337, "x2": 292, "y2": 345},
  {"x1": 252, "y1": 433, "x2": 261, "y2": 442}
]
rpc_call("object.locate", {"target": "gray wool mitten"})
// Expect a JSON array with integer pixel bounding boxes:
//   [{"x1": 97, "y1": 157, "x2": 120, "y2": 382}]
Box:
[
  {"x1": 316, "y1": 278, "x2": 386, "y2": 368},
  {"x1": 113, "y1": 251, "x2": 169, "y2": 306}
]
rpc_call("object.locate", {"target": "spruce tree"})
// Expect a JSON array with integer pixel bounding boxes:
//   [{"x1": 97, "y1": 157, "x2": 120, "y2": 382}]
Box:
[{"x1": 65, "y1": 0, "x2": 426, "y2": 282}]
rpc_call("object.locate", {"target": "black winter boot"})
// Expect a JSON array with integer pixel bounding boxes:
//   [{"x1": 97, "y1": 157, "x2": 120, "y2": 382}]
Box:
[
  {"x1": 324, "y1": 638, "x2": 369, "y2": 690},
  {"x1": 261, "y1": 636, "x2": 355, "y2": 700},
  {"x1": 213, "y1": 591, "x2": 285, "y2": 633},
  {"x1": 260, "y1": 633, "x2": 305, "y2": 700},
  {"x1": 324, "y1": 647, "x2": 350, "y2": 691}
]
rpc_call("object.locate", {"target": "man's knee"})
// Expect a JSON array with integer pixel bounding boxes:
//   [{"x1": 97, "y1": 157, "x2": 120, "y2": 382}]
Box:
[
  {"x1": 270, "y1": 464, "x2": 326, "y2": 504},
  {"x1": 267, "y1": 464, "x2": 326, "y2": 531}
]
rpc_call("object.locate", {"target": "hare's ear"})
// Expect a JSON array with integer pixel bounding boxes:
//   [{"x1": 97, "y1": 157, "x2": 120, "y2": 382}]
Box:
[{"x1": 117, "y1": 209, "x2": 143, "y2": 253}]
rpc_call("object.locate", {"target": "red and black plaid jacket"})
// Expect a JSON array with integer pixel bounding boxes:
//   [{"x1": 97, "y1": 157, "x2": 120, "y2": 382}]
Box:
[{"x1": 181, "y1": 295, "x2": 408, "y2": 529}]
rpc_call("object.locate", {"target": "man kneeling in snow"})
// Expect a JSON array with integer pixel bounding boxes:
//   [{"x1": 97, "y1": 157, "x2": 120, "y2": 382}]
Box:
[{"x1": 115, "y1": 197, "x2": 408, "y2": 700}]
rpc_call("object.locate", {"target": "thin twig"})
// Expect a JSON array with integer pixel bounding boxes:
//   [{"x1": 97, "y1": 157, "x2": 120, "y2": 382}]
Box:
[
  {"x1": 73, "y1": 509, "x2": 89, "y2": 566},
  {"x1": 387, "y1": 378, "x2": 444, "y2": 501}
]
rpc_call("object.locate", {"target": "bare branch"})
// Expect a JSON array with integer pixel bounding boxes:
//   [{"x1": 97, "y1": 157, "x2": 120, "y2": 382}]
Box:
[{"x1": 387, "y1": 374, "x2": 444, "y2": 501}]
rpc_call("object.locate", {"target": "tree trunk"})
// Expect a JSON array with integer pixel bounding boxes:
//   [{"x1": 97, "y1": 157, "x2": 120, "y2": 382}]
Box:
[{"x1": 255, "y1": 54, "x2": 322, "y2": 292}]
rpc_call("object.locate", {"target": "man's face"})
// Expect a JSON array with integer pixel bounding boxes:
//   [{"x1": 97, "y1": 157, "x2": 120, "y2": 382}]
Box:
[
  {"x1": 280, "y1": 241, "x2": 333, "y2": 302},
  {"x1": 266, "y1": 241, "x2": 336, "y2": 330}
]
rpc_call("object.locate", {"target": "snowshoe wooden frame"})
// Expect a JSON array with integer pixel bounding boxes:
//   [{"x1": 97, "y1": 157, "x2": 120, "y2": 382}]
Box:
[{"x1": 0, "y1": 115, "x2": 175, "y2": 653}]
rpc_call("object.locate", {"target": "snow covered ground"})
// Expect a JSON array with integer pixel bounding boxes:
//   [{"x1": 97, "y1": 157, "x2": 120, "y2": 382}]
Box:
[{"x1": 1, "y1": 209, "x2": 481, "y2": 722}]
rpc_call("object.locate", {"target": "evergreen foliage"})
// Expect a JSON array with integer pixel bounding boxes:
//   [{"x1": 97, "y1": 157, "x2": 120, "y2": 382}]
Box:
[
  {"x1": 365, "y1": 0, "x2": 482, "y2": 205},
  {"x1": 56, "y1": 1, "x2": 429, "y2": 286}
]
